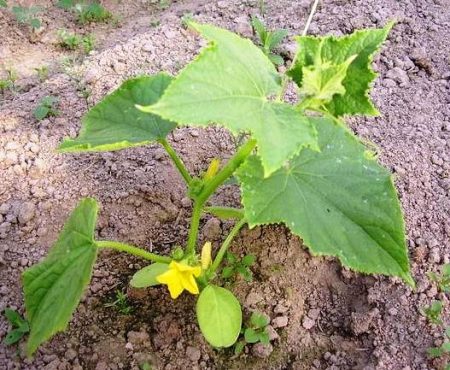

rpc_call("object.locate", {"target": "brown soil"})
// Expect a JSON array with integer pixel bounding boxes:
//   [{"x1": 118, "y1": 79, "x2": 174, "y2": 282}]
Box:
[{"x1": 1, "y1": 0, "x2": 450, "y2": 369}]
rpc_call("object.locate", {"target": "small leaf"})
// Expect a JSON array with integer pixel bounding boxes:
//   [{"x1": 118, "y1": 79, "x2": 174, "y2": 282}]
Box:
[
  {"x1": 130, "y1": 263, "x2": 169, "y2": 288},
  {"x1": 251, "y1": 16, "x2": 267, "y2": 43},
  {"x1": 22, "y1": 198, "x2": 99, "y2": 356},
  {"x1": 4, "y1": 329, "x2": 26, "y2": 345},
  {"x1": 289, "y1": 22, "x2": 393, "y2": 116},
  {"x1": 234, "y1": 340, "x2": 245, "y2": 355},
  {"x1": 242, "y1": 254, "x2": 256, "y2": 267},
  {"x1": 33, "y1": 105, "x2": 50, "y2": 120},
  {"x1": 196, "y1": 285, "x2": 242, "y2": 347},
  {"x1": 59, "y1": 74, "x2": 176, "y2": 152},
  {"x1": 427, "y1": 347, "x2": 443, "y2": 358},
  {"x1": 0, "y1": 0, "x2": 7, "y2": 8},
  {"x1": 4, "y1": 308, "x2": 27, "y2": 328},
  {"x1": 237, "y1": 117, "x2": 413, "y2": 285},
  {"x1": 57, "y1": 0, "x2": 74, "y2": 9},
  {"x1": 268, "y1": 53, "x2": 284, "y2": 66},
  {"x1": 300, "y1": 54, "x2": 356, "y2": 108},
  {"x1": 221, "y1": 266, "x2": 235, "y2": 279},
  {"x1": 244, "y1": 328, "x2": 260, "y2": 343},
  {"x1": 442, "y1": 342, "x2": 450, "y2": 353},
  {"x1": 250, "y1": 312, "x2": 269, "y2": 328},
  {"x1": 258, "y1": 330, "x2": 270, "y2": 345},
  {"x1": 30, "y1": 18, "x2": 41, "y2": 29},
  {"x1": 266, "y1": 29, "x2": 288, "y2": 50}
]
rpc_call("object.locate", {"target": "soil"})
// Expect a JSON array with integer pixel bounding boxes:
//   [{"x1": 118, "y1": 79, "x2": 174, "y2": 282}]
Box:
[{"x1": 1, "y1": 0, "x2": 450, "y2": 369}]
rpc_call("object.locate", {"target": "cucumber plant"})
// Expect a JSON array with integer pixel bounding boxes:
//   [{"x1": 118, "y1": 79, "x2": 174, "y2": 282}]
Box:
[{"x1": 20, "y1": 19, "x2": 413, "y2": 357}]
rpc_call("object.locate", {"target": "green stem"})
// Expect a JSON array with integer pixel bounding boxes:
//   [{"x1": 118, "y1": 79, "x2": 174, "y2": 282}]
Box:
[
  {"x1": 198, "y1": 139, "x2": 257, "y2": 204},
  {"x1": 210, "y1": 218, "x2": 247, "y2": 274},
  {"x1": 185, "y1": 139, "x2": 257, "y2": 255},
  {"x1": 96, "y1": 240, "x2": 171, "y2": 263},
  {"x1": 159, "y1": 138, "x2": 192, "y2": 184},
  {"x1": 186, "y1": 200, "x2": 203, "y2": 256}
]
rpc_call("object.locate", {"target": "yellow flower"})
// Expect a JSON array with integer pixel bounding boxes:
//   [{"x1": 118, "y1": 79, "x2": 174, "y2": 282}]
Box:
[
  {"x1": 201, "y1": 242, "x2": 212, "y2": 270},
  {"x1": 156, "y1": 260, "x2": 201, "y2": 299}
]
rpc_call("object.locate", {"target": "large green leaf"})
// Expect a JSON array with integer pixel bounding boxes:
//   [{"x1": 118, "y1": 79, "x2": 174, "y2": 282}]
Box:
[
  {"x1": 139, "y1": 23, "x2": 318, "y2": 177},
  {"x1": 237, "y1": 117, "x2": 413, "y2": 285},
  {"x1": 288, "y1": 22, "x2": 393, "y2": 116},
  {"x1": 59, "y1": 73, "x2": 176, "y2": 152},
  {"x1": 196, "y1": 285, "x2": 242, "y2": 347},
  {"x1": 22, "y1": 198, "x2": 99, "y2": 356}
]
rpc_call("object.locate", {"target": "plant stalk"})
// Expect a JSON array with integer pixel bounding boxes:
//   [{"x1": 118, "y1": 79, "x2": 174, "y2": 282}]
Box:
[
  {"x1": 96, "y1": 240, "x2": 171, "y2": 263},
  {"x1": 159, "y1": 138, "x2": 192, "y2": 184},
  {"x1": 185, "y1": 139, "x2": 257, "y2": 255},
  {"x1": 209, "y1": 218, "x2": 247, "y2": 274}
]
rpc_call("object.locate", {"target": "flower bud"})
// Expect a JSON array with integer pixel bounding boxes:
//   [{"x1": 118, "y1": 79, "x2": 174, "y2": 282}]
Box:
[
  {"x1": 201, "y1": 242, "x2": 212, "y2": 270},
  {"x1": 204, "y1": 159, "x2": 220, "y2": 180}
]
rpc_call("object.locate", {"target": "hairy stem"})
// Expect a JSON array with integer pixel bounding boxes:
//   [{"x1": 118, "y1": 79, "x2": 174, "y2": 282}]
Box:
[
  {"x1": 186, "y1": 139, "x2": 257, "y2": 255},
  {"x1": 186, "y1": 200, "x2": 203, "y2": 256},
  {"x1": 159, "y1": 138, "x2": 192, "y2": 184},
  {"x1": 96, "y1": 240, "x2": 171, "y2": 263},
  {"x1": 198, "y1": 139, "x2": 257, "y2": 204},
  {"x1": 209, "y1": 218, "x2": 247, "y2": 274}
]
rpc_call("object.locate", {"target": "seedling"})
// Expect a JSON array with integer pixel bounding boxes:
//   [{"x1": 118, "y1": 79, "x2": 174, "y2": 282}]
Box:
[
  {"x1": 57, "y1": 29, "x2": 95, "y2": 54},
  {"x1": 235, "y1": 312, "x2": 270, "y2": 355},
  {"x1": 428, "y1": 327, "x2": 450, "y2": 369},
  {"x1": 58, "y1": 29, "x2": 82, "y2": 50},
  {"x1": 429, "y1": 264, "x2": 450, "y2": 293},
  {"x1": 33, "y1": 96, "x2": 59, "y2": 121},
  {"x1": 34, "y1": 66, "x2": 49, "y2": 82},
  {"x1": 422, "y1": 301, "x2": 443, "y2": 325},
  {"x1": 0, "y1": 68, "x2": 18, "y2": 94},
  {"x1": 12, "y1": 6, "x2": 41, "y2": 29},
  {"x1": 222, "y1": 252, "x2": 255, "y2": 282},
  {"x1": 19, "y1": 14, "x2": 414, "y2": 358},
  {"x1": 104, "y1": 290, "x2": 133, "y2": 315},
  {"x1": 58, "y1": 1, "x2": 112, "y2": 24},
  {"x1": 251, "y1": 16, "x2": 288, "y2": 66},
  {"x1": 3, "y1": 308, "x2": 30, "y2": 345}
]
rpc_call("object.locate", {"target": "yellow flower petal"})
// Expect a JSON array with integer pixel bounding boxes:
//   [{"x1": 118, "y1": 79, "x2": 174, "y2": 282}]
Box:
[{"x1": 156, "y1": 260, "x2": 201, "y2": 299}]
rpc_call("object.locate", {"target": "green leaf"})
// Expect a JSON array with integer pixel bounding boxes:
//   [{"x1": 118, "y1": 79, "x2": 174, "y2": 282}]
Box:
[
  {"x1": 427, "y1": 346, "x2": 443, "y2": 358},
  {"x1": 288, "y1": 22, "x2": 393, "y2": 116},
  {"x1": 22, "y1": 198, "x2": 99, "y2": 356},
  {"x1": 130, "y1": 263, "x2": 169, "y2": 288},
  {"x1": 300, "y1": 54, "x2": 356, "y2": 108},
  {"x1": 196, "y1": 285, "x2": 242, "y2": 347},
  {"x1": 250, "y1": 312, "x2": 269, "y2": 328},
  {"x1": 0, "y1": 0, "x2": 7, "y2": 8},
  {"x1": 234, "y1": 340, "x2": 245, "y2": 355},
  {"x1": 4, "y1": 308, "x2": 27, "y2": 328},
  {"x1": 268, "y1": 53, "x2": 284, "y2": 66},
  {"x1": 33, "y1": 105, "x2": 50, "y2": 120},
  {"x1": 237, "y1": 117, "x2": 413, "y2": 285},
  {"x1": 57, "y1": 0, "x2": 74, "y2": 9},
  {"x1": 244, "y1": 328, "x2": 260, "y2": 343},
  {"x1": 30, "y1": 18, "x2": 41, "y2": 29},
  {"x1": 221, "y1": 266, "x2": 234, "y2": 279},
  {"x1": 242, "y1": 254, "x2": 256, "y2": 267},
  {"x1": 4, "y1": 329, "x2": 27, "y2": 345},
  {"x1": 139, "y1": 23, "x2": 318, "y2": 176},
  {"x1": 258, "y1": 330, "x2": 270, "y2": 345},
  {"x1": 59, "y1": 74, "x2": 176, "y2": 153},
  {"x1": 251, "y1": 16, "x2": 267, "y2": 43},
  {"x1": 266, "y1": 29, "x2": 288, "y2": 50}
]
